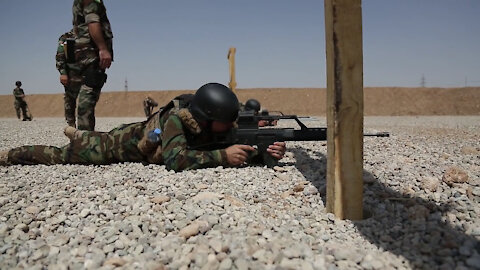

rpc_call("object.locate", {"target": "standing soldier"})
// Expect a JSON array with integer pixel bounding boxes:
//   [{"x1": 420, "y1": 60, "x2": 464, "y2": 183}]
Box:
[
  {"x1": 143, "y1": 96, "x2": 158, "y2": 118},
  {"x1": 12, "y1": 81, "x2": 32, "y2": 121},
  {"x1": 72, "y1": 0, "x2": 113, "y2": 130},
  {"x1": 56, "y1": 30, "x2": 83, "y2": 127}
]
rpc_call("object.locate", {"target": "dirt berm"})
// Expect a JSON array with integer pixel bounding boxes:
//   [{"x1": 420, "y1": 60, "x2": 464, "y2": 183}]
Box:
[{"x1": 0, "y1": 87, "x2": 478, "y2": 118}]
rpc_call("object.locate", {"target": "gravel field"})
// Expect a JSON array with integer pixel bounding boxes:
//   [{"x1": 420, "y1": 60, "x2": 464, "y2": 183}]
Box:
[{"x1": 0, "y1": 116, "x2": 479, "y2": 270}]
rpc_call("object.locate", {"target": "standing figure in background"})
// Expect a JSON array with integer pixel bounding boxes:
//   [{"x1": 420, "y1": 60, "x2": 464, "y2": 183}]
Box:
[
  {"x1": 12, "y1": 81, "x2": 32, "y2": 121},
  {"x1": 72, "y1": 0, "x2": 113, "y2": 130},
  {"x1": 143, "y1": 96, "x2": 158, "y2": 118},
  {"x1": 56, "y1": 30, "x2": 83, "y2": 127}
]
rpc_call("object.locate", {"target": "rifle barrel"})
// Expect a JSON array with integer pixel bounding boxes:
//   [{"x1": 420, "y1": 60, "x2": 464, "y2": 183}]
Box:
[
  {"x1": 292, "y1": 128, "x2": 327, "y2": 141},
  {"x1": 363, "y1": 132, "x2": 390, "y2": 137}
]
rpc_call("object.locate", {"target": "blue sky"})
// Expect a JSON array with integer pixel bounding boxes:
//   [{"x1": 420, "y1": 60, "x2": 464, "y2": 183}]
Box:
[{"x1": 0, "y1": 0, "x2": 479, "y2": 95}]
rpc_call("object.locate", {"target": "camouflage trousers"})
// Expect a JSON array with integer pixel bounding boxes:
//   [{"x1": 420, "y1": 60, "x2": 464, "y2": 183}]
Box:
[
  {"x1": 64, "y1": 80, "x2": 82, "y2": 127},
  {"x1": 6, "y1": 122, "x2": 147, "y2": 165},
  {"x1": 14, "y1": 101, "x2": 24, "y2": 119},
  {"x1": 76, "y1": 63, "x2": 107, "y2": 131},
  {"x1": 77, "y1": 83, "x2": 102, "y2": 131},
  {"x1": 14, "y1": 101, "x2": 32, "y2": 121}
]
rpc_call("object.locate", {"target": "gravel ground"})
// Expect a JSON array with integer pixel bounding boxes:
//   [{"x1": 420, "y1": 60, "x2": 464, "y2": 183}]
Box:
[{"x1": 0, "y1": 116, "x2": 479, "y2": 270}]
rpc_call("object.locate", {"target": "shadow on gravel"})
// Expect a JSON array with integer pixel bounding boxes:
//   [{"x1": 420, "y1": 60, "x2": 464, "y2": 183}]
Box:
[
  {"x1": 287, "y1": 147, "x2": 328, "y2": 205},
  {"x1": 290, "y1": 146, "x2": 480, "y2": 269}
]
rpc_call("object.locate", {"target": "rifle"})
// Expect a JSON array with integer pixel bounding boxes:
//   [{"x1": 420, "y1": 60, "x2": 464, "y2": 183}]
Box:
[
  {"x1": 189, "y1": 111, "x2": 389, "y2": 167},
  {"x1": 65, "y1": 38, "x2": 76, "y2": 64}
]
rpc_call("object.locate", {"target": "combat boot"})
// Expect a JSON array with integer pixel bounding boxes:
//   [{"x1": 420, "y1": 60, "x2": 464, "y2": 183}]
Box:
[
  {"x1": 0, "y1": 150, "x2": 9, "y2": 166},
  {"x1": 64, "y1": 126, "x2": 85, "y2": 141},
  {"x1": 67, "y1": 120, "x2": 76, "y2": 127}
]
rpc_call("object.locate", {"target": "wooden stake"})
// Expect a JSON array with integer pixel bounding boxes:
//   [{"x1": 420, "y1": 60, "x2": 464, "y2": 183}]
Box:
[
  {"x1": 227, "y1": 47, "x2": 237, "y2": 93},
  {"x1": 325, "y1": 0, "x2": 364, "y2": 220}
]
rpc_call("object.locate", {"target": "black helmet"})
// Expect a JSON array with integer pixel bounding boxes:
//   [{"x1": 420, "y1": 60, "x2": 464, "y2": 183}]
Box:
[
  {"x1": 189, "y1": 82, "x2": 239, "y2": 123},
  {"x1": 15, "y1": 81, "x2": 22, "y2": 87},
  {"x1": 244, "y1": 99, "x2": 261, "y2": 112}
]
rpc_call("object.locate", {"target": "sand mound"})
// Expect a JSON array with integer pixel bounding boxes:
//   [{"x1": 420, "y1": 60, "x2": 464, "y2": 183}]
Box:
[{"x1": 0, "y1": 87, "x2": 478, "y2": 118}]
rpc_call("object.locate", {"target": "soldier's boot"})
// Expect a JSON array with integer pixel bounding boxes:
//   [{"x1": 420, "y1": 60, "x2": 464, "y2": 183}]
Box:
[
  {"x1": 64, "y1": 126, "x2": 85, "y2": 141},
  {"x1": 67, "y1": 120, "x2": 76, "y2": 127},
  {"x1": 0, "y1": 150, "x2": 9, "y2": 166}
]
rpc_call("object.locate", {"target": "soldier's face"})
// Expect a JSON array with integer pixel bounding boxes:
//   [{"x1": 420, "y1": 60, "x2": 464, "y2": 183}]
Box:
[{"x1": 211, "y1": 121, "x2": 233, "y2": 133}]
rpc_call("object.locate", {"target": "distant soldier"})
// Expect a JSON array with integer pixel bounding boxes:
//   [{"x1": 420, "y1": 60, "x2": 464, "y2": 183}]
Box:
[
  {"x1": 241, "y1": 98, "x2": 276, "y2": 127},
  {"x1": 72, "y1": 0, "x2": 114, "y2": 130},
  {"x1": 242, "y1": 98, "x2": 261, "y2": 113},
  {"x1": 12, "y1": 81, "x2": 32, "y2": 121},
  {"x1": 56, "y1": 30, "x2": 82, "y2": 127},
  {"x1": 143, "y1": 96, "x2": 158, "y2": 118}
]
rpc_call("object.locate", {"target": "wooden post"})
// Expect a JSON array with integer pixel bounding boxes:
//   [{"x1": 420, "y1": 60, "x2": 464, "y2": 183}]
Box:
[
  {"x1": 325, "y1": 0, "x2": 364, "y2": 220},
  {"x1": 227, "y1": 47, "x2": 237, "y2": 93}
]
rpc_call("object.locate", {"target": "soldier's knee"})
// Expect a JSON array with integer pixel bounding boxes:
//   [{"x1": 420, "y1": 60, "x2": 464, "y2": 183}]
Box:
[
  {"x1": 64, "y1": 89, "x2": 77, "y2": 99},
  {"x1": 77, "y1": 105, "x2": 91, "y2": 115},
  {"x1": 78, "y1": 89, "x2": 99, "y2": 109}
]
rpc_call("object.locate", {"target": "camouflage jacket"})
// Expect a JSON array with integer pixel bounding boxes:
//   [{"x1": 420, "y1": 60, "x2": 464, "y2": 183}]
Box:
[
  {"x1": 55, "y1": 31, "x2": 75, "y2": 75},
  {"x1": 142, "y1": 107, "x2": 228, "y2": 172},
  {"x1": 72, "y1": 0, "x2": 113, "y2": 66},
  {"x1": 13, "y1": 87, "x2": 25, "y2": 103}
]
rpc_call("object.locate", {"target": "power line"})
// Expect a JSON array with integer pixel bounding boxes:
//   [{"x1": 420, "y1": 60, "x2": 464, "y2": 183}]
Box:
[{"x1": 420, "y1": 74, "x2": 426, "y2": 88}]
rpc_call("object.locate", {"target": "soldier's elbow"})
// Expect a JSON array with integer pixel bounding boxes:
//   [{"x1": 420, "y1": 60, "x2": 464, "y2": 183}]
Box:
[{"x1": 164, "y1": 156, "x2": 186, "y2": 172}]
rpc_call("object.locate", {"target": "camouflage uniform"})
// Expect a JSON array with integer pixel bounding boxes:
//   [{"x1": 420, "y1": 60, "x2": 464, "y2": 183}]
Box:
[
  {"x1": 56, "y1": 30, "x2": 83, "y2": 127},
  {"x1": 4, "y1": 104, "x2": 232, "y2": 171},
  {"x1": 73, "y1": 0, "x2": 113, "y2": 130},
  {"x1": 13, "y1": 87, "x2": 32, "y2": 121},
  {"x1": 143, "y1": 97, "x2": 158, "y2": 118}
]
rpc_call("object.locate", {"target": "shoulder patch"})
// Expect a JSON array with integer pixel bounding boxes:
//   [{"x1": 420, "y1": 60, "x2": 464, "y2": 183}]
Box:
[{"x1": 177, "y1": 108, "x2": 202, "y2": 134}]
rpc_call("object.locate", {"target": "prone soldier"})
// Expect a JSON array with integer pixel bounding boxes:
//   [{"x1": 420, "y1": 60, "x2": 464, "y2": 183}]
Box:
[
  {"x1": 241, "y1": 98, "x2": 277, "y2": 127},
  {"x1": 0, "y1": 83, "x2": 286, "y2": 171},
  {"x1": 242, "y1": 98, "x2": 261, "y2": 112}
]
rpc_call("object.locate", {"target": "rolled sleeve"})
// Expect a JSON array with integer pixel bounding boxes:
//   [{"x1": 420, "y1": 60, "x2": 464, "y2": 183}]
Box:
[
  {"x1": 85, "y1": 13, "x2": 100, "y2": 23},
  {"x1": 83, "y1": 1, "x2": 101, "y2": 23}
]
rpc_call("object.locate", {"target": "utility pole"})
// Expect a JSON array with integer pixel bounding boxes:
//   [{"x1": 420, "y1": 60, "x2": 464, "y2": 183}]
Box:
[{"x1": 420, "y1": 74, "x2": 426, "y2": 88}]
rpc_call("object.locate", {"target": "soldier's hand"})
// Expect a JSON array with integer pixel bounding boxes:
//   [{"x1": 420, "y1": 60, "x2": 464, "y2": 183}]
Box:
[
  {"x1": 258, "y1": 120, "x2": 269, "y2": 127},
  {"x1": 99, "y1": 49, "x2": 112, "y2": 69},
  {"x1": 266, "y1": 142, "x2": 286, "y2": 160},
  {"x1": 60, "y1": 75, "x2": 69, "y2": 86},
  {"x1": 257, "y1": 120, "x2": 278, "y2": 127},
  {"x1": 269, "y1": 120, "x2": 278, "y2": 126},
  {"x1": 225, "y1": 144, "x2": 255, "y2": 166}
]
